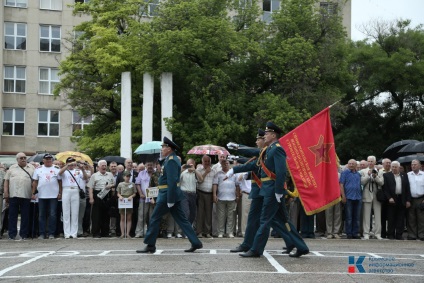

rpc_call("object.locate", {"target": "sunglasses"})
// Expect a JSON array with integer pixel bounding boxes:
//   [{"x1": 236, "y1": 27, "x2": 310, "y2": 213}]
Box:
[{"x1": 18, "y1": 156, "x2": 27, "y2": 160}]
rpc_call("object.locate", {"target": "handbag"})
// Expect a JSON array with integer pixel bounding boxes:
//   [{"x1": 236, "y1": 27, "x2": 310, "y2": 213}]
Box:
[
  {"x1": 67, "y1": 169, "x2": 85, "y2": 199},
  {"x1": 376, "y1": 188, "x2": 386, "y2": 202}
]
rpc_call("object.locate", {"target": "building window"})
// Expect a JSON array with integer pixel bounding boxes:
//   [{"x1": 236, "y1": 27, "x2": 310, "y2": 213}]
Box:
[
  {"x1": 40, "y1": 0, "x2": 62, "y2": 10},
  {"x1": 72, "y1": 111, "x2": 93, "y2": 133},
  {"x1": 2, "y1": 109, "x2": 25, "y2": 136},
  {"x1": 141, "y1": 0, "x2": 159, "y2": 17},
  {"x1": 40, "y1": 25, "x2": 61, "y2": 52},
  {"x1": 3, "y1": 66, "x2": 26, "y2": 93},
  {"x1": 4, "y1": 22, "x2": 27, "y2": 50},
  {"x1": 263, "y1": 0, "x2": 280, "y2": 23},
  {"x1": 39, "y1": 68, "x2": 59, "y2": 95},
  {"x1": 38, "y1": 110, "x2": 59, "y2": 136},
  {"x1": 75, "y1": 0, "x2": 90, "y2": 3},
  {"x1": 320, "y1": 2, "x2": 338, "y2": 15},
  {"x1": 239, "y1": 0, "x2": 252, "y2": 9},
  {"x1": 5, "y1": 0, "x2": 27, "y2": 7}
]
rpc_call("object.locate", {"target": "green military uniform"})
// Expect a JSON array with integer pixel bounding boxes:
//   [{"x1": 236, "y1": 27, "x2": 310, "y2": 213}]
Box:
[{"x1": 139, "y1": 137, "x2": 202, "y2": 253}]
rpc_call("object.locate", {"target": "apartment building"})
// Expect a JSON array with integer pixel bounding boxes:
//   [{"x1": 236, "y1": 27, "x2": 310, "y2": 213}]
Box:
[
  {"x1": 0, "y1": 0, "x2": 351, "y2": 163},
  {"x1": 0, "y1": 0, "x2": 91, "y2": 161}
]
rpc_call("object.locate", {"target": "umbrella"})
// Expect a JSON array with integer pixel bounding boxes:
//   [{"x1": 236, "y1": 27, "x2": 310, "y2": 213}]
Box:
[
  {"x1": 56, "y1": 151, "x2": 93, "y2": 165},
  {"x1": 134, "y1": 141, "x2": 162, "y2": 154},
  {"x1": 27, "y1": 153, "x2": 55, "y2": 163},
  {"x1": 187, "y1": 144, "x2": 230, "y2": 156},
  {"x1": 396, "y1": 154, "x2": 424, "y2": 164},
  {"x1": 382, "y1": 140, "x2": 419, "y2": 160},
  {"x1": 99, "y1": 156, "x2": 126, "y2": 165},
  {"x1": 397, "y1": 141, "x2": 424, "y2": 157}
]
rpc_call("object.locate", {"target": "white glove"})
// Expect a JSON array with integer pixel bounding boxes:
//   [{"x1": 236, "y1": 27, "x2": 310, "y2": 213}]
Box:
[
  {"x1": 226, "y1": 168, "x2": 234, "y2": 179},
  {"x1": 167, "y1": 203, "x2": 174, "y2": 208},
  {"x1": 227, "y1": 142, "x2": 239, "y2": 150},
  {"x1": 275, "y1": 194, "x2": 284, "y2": 203}
]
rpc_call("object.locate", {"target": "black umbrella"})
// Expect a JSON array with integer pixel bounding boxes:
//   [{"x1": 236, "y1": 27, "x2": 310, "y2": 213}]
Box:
[
  {"x1": 99, "y1": 156, "x2": 126, "y2": 165},
  {"x1": 396, "y1": 154, "x2": 424, "y2": 164},
  {"x1": 137, "y1": 153, "x2": 160, "y2": 164},
  {"x1": 382, "y1": 140, "x2": 419, "y2": 160},
  {"x1": 397, "y1": 141, "x2": 424, "y2": 157},
  {"x1": 27, "y1": 153, "x2": 55, "y2": 163}
]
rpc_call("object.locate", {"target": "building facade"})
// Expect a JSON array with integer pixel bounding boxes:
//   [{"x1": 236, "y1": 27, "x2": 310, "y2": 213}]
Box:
[{"x1": 0, "y1": 0, "x2": 351, "y2": 162}]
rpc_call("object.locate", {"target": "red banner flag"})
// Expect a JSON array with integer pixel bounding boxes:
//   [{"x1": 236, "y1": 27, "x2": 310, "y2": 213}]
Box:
[{"x1": 279, "y1": 107, "x2": 340, "y2": 215}]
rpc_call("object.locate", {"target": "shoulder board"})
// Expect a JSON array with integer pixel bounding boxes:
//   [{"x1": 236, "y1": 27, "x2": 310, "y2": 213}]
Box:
[
  {"x1": 276, "y1": 143, "x2": 281, "y2": 147},
  {"x1": 169, "y1": 156, "x2": 174, "y2": 160}
]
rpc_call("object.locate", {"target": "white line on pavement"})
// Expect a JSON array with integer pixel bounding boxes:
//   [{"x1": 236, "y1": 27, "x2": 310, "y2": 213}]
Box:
[
  {"x1": 311, "y1": 251, "x2": 325, "y2": 257},
  {"x1": 263, "y1": 251, "x2": 290, "y2": 273},
  {"x1": 210, "y1": 250, "x2": 217, "y2": 254},
  {"x1": 98, "y1": 251, "x2": 110, "y2": 256},
  {"x1": 0, "y1": 251, "x2": 54, "y2": 277},
  {"x1": 367, "y1": 253, "x2": 383, "y2": 258}
]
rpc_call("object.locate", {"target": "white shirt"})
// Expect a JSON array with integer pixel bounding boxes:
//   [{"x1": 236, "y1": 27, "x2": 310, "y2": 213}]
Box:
[
  {"x1": 33, "y1": 165, "x2": 61, "y2": 199},
  {"x1": 407, "y1": 170, "x2": 424, "y2": 198},
  {"x1": 235, "y1": 173, "x2": 251, "y2": 194},
  {"x1": 61, "y1": 169, "x2": 85, "y2": 188},
  {"x1": 135, "y1": 170, "x2": 152, "y2": 203},
  {"x1": 394, "y1": 174, "x2": 402, "y2": 195},
  {"x1": 180, "y1": 169, "x2": 197, "y2": 193},
  {"x1": 213, "y1": 171, "x2": 239, "y2": 201}
]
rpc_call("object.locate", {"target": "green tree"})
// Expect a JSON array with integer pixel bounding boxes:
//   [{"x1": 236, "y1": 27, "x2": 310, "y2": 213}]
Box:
[
  {"x1": 56, "y1": 0, "x2": 353, "y2": 160},
  {"x1": 336, "y1": 20, "x2": 424, "y2": 162}
]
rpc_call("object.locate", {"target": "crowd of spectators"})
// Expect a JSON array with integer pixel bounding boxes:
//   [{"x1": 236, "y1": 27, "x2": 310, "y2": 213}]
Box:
[{"x1": 0, "y1": 153, "x2": 423, "y2": 242}]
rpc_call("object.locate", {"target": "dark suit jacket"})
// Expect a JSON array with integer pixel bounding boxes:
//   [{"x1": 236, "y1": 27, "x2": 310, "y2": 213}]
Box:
[{"x1": 382, "y1": 172, "x2": 411, "y2": 205}]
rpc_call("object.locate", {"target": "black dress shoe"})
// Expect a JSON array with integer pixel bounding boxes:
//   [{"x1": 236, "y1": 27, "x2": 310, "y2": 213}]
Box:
[
  {"x1": 136, "y1": 245, "x2": 156, "y2": 253},
  {"x1": 289, "y1": 250, "x2": 309, "y2": 258},
  {"x1": 184, "y1": 243, "x2": 203, "y2": 252},
  {"x1": 230, "y1": 245, "x2": 249, "y2": 253},
  {"x1": 239, "y1": 250, "x2": 260, "y2": 258},
  {"x1": 282, "y1": 246, "x2": 294, "y2": 254}
]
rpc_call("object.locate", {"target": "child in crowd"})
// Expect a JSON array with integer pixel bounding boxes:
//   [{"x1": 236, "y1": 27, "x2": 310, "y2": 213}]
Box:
[{"x1": 116, "y1": 171, "x2": 137, "y2": 238}]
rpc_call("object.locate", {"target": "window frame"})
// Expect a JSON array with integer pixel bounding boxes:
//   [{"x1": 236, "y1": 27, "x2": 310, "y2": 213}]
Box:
[
  {"x1": 3, "y1": 65, "x2": 26, "y2": 93},
  {"x1": 4, "y1": 22, "x2": 27, "y2": 50},
  {"x1": 4, "y1": 0, "x2": 28, "y2": 8},
  {"x1": 37, "y1": 109, "x2": 60, "y2": 137},
  {"x1": 39, "y1": 25, "x2": 61, "y2": 53},
  {"x1": 72, "y1": 110, "x2": 93, "y2": 133},
  {"x1": 39, "y1": 67, "x2": 60, "y2": 95},
  {"x1": 39, "y1": 0, "x2": 62, "y2": 10},
  {"x1": 2, "y1": 108, "x2": 25, "y2": 136}
]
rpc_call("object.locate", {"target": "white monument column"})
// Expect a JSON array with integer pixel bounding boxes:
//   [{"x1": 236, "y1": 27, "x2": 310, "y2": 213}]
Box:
[
  {"x1": 161, "y1": 73, "x2": 173, "y2": 139},
  {"x1": 142, "y1": 73, "x2": 154, "y2": 144},
  {"x1": 120, "y1": 72, "x2": 132, "y2": 158}
]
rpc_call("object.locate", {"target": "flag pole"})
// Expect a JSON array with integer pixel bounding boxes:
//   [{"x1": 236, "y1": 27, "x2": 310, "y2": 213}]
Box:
[{"x1": 328, "y1": 100, "x2": 341, "y2": 108}]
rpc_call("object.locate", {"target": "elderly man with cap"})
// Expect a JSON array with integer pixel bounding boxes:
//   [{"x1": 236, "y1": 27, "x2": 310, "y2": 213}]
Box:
[
  {"x1": 3, "y1": 152, "x2": 35, "y2": 240},
  {"x1": 230, "y1": 123, "x2": 309, "y2": 257},
  {"x1": 137, "y1": 137, "x2": 203, "y2": 253},
  {"x1": 32, "y1": 153, "x2": 62, "y2": 239},
  {"x1": 59, "y1": 157, "x2": 88, "y2": 239}
]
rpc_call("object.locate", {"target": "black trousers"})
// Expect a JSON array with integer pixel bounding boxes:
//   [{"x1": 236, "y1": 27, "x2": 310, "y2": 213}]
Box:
[
  {"x1": 91, "y1": 196, "x2": 110, "y2": 237},
  {"x1": 387, "y1": 195, "x2": 406, "y2": 239}
]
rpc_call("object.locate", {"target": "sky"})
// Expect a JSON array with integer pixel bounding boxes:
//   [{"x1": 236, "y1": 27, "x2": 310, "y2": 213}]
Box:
[{"x1": 351, "y1": 0, "x2": 424, "y2": 40}]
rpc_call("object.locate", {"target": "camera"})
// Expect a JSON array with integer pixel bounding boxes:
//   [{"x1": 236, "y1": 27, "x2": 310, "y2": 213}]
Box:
[
  {"x1": 372, "y1": 169, "x2": 378, "y2": 174},
  {"x1": 183, "y1": 164, "x2": 192, "y2": 169}
]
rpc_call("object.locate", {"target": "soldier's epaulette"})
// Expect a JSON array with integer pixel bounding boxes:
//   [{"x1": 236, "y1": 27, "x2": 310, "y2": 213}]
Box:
[
  {"x1": 169, "y1": 156, "x2": 174, "y2": 160},
  {"x1": 276, "y1": 143, "x2": 281, "y2": 147}
]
